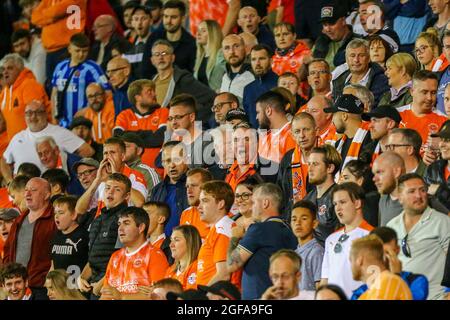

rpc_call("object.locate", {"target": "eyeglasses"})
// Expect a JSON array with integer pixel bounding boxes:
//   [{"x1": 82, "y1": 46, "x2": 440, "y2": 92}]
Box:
[
  {"x1": 167, "y1": 113, "x2": 191, "y2": 122},
  {"x1": 385, "y1": 144, "x2": 411, "y2": 151},
  {"x1": 235, "y1": 192, "x2": 252, "y2": 201},
  {"x1": 152, "y1": 51, "x2": 171, "y2": 57},
  {"x1": 106, "y1": 66, "x2": 128, "y2": 75},
  {"x1": 415, "y1": 45, "x2": 430, "y2": 54},
  {"x1": 401, "y1": 234, "x2": 411, "y2": 258},
  {"x1": 308, "y1": 70, "x2": 329, "y2": 76},
  {"x1": 211, "y1": 101, "x2": 232, "y2": 112},
  {"x1": 24, "y1": 110, "x2": 46, "y2": 117},
  {"x1": 334, "y1": 233, "x2": 350, "y2": 253},
  {"x1": 77, "y1": 168, "x2": 97, "y2": 178},
  {"x1": 87, "y1": 92, "x2": 104, "y2": 100}
]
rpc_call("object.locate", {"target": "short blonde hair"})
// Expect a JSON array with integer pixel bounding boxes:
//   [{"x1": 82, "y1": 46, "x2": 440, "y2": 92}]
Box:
[
  {"x1": 386, "y1": 53, "x2": 417, "y2": 78},
  {"x1": 127, "y1": 79, "x2": 155, "y2": 105},
  {"x1": 350, "y1": 234, "x2": 385, "y2": 261}
]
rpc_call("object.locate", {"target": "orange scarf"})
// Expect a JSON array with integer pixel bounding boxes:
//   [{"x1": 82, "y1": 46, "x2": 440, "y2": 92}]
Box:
[
  {"x1": 291, "y1": 146, "x2": 308, "y2": 202},
  {"x1": 336, "y1": 122, "x2": 369, "y2": 171}
]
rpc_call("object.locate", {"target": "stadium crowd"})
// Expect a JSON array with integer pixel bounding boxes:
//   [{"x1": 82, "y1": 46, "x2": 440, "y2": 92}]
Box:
[{"x1": 0, "y1": 0, "x2": 449, "y2": 301}]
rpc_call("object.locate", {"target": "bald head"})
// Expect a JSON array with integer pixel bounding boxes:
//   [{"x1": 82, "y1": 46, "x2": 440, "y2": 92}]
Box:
[
  {"x1": 238, "y1": 6, "x2": 261, "y2": 34},
  {"x1": 222, "y1": 34, "x2": 246, "y2": 69},
  {"x1": 305, "y1": 95, "x2": 333, "y2": 130},
  {"x1": 239, "y1": 32, "x2": 258, "y2": 55},
  {"x1": 94, "y1": 15, "x2": 116, "y2": 42},
  {"x1": 24, "y1": 177, "x2": 51, "y2": 212},
  {"x1": 106, "y1": 56, "x2": 131, "y2": 89},
  {"x1": 372, "y1": 151, "x2": 405, "y2": 195},
  {"x1": 375, "y1": 151, "x2": 405, "y2": 171}
]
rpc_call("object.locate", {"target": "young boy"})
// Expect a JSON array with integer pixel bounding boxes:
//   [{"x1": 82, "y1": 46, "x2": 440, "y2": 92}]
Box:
[
  {"x1": 143, "y1": 201, "x2": 172, "y2": 264},
  {"x1": 291, "y1": 200, "x2": 324, "y2": 291},
  {"x1": 50, "y1": 196, "x2": 89, "y2": 274}
]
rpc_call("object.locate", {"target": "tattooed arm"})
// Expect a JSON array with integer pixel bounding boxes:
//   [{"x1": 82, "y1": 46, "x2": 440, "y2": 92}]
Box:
[{"x1": 227, "y1": 236, "x2": 252, "y2": 273}]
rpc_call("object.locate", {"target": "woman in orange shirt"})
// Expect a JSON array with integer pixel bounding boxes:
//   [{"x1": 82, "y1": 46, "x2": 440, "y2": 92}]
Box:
[{"x1": 165, "y1": 225, "x2": 202, "y2": 290}]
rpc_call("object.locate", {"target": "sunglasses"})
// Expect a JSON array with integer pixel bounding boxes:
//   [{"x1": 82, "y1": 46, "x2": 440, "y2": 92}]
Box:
[
  {"x1": 334, "y1": 233, "x2": 350, "y2": 253},
  {"x1": 401, "y1": 234, "x2": 411, "y2": 258}
]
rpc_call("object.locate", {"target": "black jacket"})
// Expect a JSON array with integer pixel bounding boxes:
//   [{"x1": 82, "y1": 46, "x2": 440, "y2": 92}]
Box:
[
  {"x1": 332, "y1": 62, "x2": 390, "y2": 107},
  {"x1": 141, "y1": 28, "x2": 197, "y2": 78},
  {"x1": 89, "y1": 33, "x2": 127, "y2": 71},
  {"x1": 424, "y1": 160, "x2": 450, "y2": 210}
]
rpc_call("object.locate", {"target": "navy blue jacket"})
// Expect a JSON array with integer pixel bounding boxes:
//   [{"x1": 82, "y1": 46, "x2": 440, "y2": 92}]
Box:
[
  {"x1": 243, "y1": 70, "x2": 278, "y2": 128},
  {"x1": 66, "y1": 152, "x2": 84, "y2": 196},
  {"x1": 112, "y1": 76, "x2": 133, "y2": 117},
  {"x1": 256, "y1": 24, "x2": 276, "y2": 51}
]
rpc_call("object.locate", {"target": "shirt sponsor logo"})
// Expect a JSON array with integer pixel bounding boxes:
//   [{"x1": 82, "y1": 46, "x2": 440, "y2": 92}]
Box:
[{"x1": 318, "y1": 204, "x2": 327, "y2": 216}]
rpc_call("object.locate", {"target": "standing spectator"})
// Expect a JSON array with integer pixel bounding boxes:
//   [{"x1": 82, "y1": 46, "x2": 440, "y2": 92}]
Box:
[
  {"x1": 100, "y1": 206, "x2": 169, "y2": 300},
  {"x1": 69, "y1": 117, "x2": 104, "y2": 162},
  {"x1": 387, "y1": 173, "x2": 450, "y2": 300},
  {"x1": 220, "y1": 34, "x2": 255, "y2": 104},
  {"x1": 0, "y1": 53, "x2": 50, "y2": 141},
  {"x1": 237, "y1": 6, "x2": 276, "y2": 50},
  {"x1": 89, "y1": 15, "x2": 124, "y2": 71},
  {"x1": 31, "y1": 0, "x2": 86, "y2": 80},
  {"x1": 11, "y1": 29, "x2": 46, "y2": 85},
  {"x1": 261, "y1": 249, "x2": 315, "y2": 300},
  {"x1": 233, "y1": 180, "x2": 256, "y2": 231},
  {"x1": 349, "y1": 235, "x2": 412, "y2": 300},
  {"x1": 180, "y1": 168, "x2": 213, "y2": 241},
  {"x1": 122, "y1": 1, "x2": 139, "y2": 43},
  {"x1": 194, "y1": 20, "x2": 226, "y2": 92},
  {"x1": 1, "y1": 100, "x2": 94, "y2": 184},
  {"x1": 0, "y1": 263, "x2": 34, "y2": 300},
  {"x1": 147, "y1": 0, "x2": 163, "y2": 32},
  {"x1": 114, "y1": 79, "x2": 168, "y2": 170},
  {"x1": 304, "y1": 145, "x2": 342, "y2": 245},
  {"x1": 142, "y1": 0, "x2": 197, "y2": 78},
  {"x1": 314, "y1": 1, "x2": 358, "y2": 70},
  {"x1": 3, "y1": 177, "x2": 56, "y2": 300},
  {"x1": 291, "y1": 200, "x2": 324, "y2": 292},
  {"x1": 226, "y1": 183, "x2": 297, "y2": 300},
  {"x1": 332, "y1": 39, "x2": 389, "y2": 107},
  {"x1": 151, "y1": 40, "x2": 216, "y2": 122},
  {"x1": 256, "y1": 91, "x2": 296, "y2": 163},
  {"x1": 51, "y1": 33, "x2": 111, "y2": 128},
  {"x1": 75, "y1": 83, "x2": 115, "y2": 145},
  {"x1": 196, "y1": 181, "x2": 235, "y2": 286},
  {"x1": 243, "y1": 45, "x2": 279, "y2": 128},
  {"x1": 427, "y1": 0, "x2": 450, "y2": 39},
  {"x1": 320, "y1": 182, "x2": 374, "y2": 299},
  {"x1": 106, "y1": 56, "x2": 134, "y2": 116},
  {"x1": 272, "y1": 22, "x2": 311, "y2": 77},
  {"x1": 150, "y1": 141, "x2": 189, "y2": 237}
]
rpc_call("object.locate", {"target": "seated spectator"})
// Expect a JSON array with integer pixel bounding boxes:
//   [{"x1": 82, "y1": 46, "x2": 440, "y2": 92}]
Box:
[
  {"x1": 106, "y1": 56, "x2": 133, "y2": 116},
  {"x1": 148, "y1": 278, "x2": 183, "y2": 300},
  {"x1": 69, "y1": 117, "x2": 103, "y2": 163},
  {"x1": 220, "y1": 34, "x2": 255, "y2": 105},
  {"x1": 7, "y1": 176, "x2": 31, "y2": 215},
  {"x1": 211, "y1": 92, "x2": 239, "y2": 128},
  {"x1": 304, "y1": 95, "x2": 338, "y2": 145},
  {"x1": 142, "y1": 0, "x2": 197, "y2": 78},
  {"x1": 198, "y1": 280, "x2": 241, "y2": 300},
  {"x1": 11, "y1": 29, "x2": 46, "y2": 85},
  {"x1": 261, "y1": 249, "x2": 315, "y2": 300},
  {"x1": 332, "y1": 39, "x2": 389, "y2": 107},
  {"x1": 278, "y1": 72, "x2": 305, "y2": 112},
  {"x1": 51, "y1": 33, "x2": 111, "y2": 128},
  {"x1": 291, "y1": 200, "x2": 324, "y2": 292},
  {"x1": 315, "y1": 284, "x2": 348, "y2": 300},
  {"x1": 437, "y1": 30, "x2": 450, "y2": 113},
  {"x1": 387, "y1": 173, "x2": 450, "y2": 300},
  {"x1": 50, "y1": 196, "x2": 89, "y2": 274},
  {"x1": 194, "y1": 20, "x2": 226, "y2": 92},
  {"x1": 41, "y1": 169, "x2": 70, "y2": 201},
  {"x1": 427, "y1": 0, "x2": 450, "y2": 39},
  {"x1": 122, "y1": 1, "x2": 139, "y2": 43},
  {"x1": 305, "y1": 59, "x2": 332, "y2": 101},
  {"x1": 45, "y1": 269, "x2": 86, "y2": 300},
  {"x1": 349, "y1": 234, "x2": 412, "y2": 300},
  {"x1": 143, "y1": 201, "x2": 171, "y2": 262},
  {"x1": 3, "y1": 177, "x2": 56, "y2": 300},
  {"x1": 368, "y1": 35, "x2": 393, "y2": 71},
  {"x1": 100, "y1": 206, "x2": 169, "y2": 300},
  {"x1": 237, "y1": 6, "x2": 276, "y2": 50},
  {"x1": 226, "y1": 183, "x2": 298, "y2": 300},
  {"x1": 151, "y1": 40, "x2": 215, "y2": 122},
  {"x1": 243, "y1": 45, "x2": 279, "y2": 128},
  {"x1": 233, "y1": 179, "x2": 256, "y2": 232},
  {"x1": 342, "y1": 83, "x2": 375, "y2": 113},
  {"x1": 239, "y1": 31, "x2": 259, "y2": 57},
  {"x1": 75, "y1": 83, "x2": 115, "y2": 145},
  {"x1": 320, "y1": 182, "x2": 374, "y2": 299},
  {"x1": 415, "y1": 30, "x2": 441, "y2": 71},
  {"x1": 147, "y1": 0, "x2": 163, "y2": 32},
  {"x1": 165, "y1": 224, "x2": 202, "y2": 289},
  {"x1": 0, "y1": 262, "x2": 33, "y2": 300},
  {"x1": 0, "y1": 53, "x2": 50, "y2": 141},
  {"x1": 0, "y1": 209, "x2": 20, "y2": 259}
]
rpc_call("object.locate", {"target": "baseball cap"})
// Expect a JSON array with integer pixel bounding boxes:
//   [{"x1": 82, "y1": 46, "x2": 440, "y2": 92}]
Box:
[
  {"x1": 198, "y1": 281, "x2": 241, "y2": 300},
  {"x1": 69, "y1": 116, "x2": 93, "y2": 130},
  {"x1": 166, "y1": 289, "x2": 209, "y2": 300},
  {"x1": 319, "y1": 2, "x2": 347, "y2": 24},
  {"x1": 225, "y1": 109, "x2": 249, "y2": 123},
  {"x1": 0, "y1": 208, "x2": 20, "y2": 221},
  {"x1": 431, "y1": 120, "x2": 450, "y2": 139},
  {"x1": 72, "y1": 158, "x2": 100, "y2": 172},
  {"x1": 324, "y1": 94, "x2": 364, "y2": 114},
  {"x1": 361, "y1": 105, "x2": 402, "y2": 123},
  {"x1": 120, "y1": 132, "x2": 145, "y2": 148}
]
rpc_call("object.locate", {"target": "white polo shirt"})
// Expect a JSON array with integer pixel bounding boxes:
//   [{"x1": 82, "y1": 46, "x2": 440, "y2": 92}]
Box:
[
  {"x1": 3, "y1": 124, "x2": 85, "y2": 174},
  {"x1": 321, "y1": 220, "x2": 373, "y2": 299}
]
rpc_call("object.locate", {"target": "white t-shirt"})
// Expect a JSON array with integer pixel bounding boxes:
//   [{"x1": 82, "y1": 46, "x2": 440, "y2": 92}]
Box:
[
  {"x1": 321, "y1": 220, "x2": 373, "y2": 299},
  {"x1": 289, "y1": 291, "x2": 315, "y2": 300},
  {"x1": 3, "y1": 124, "x2": 85, "y2": 174}
]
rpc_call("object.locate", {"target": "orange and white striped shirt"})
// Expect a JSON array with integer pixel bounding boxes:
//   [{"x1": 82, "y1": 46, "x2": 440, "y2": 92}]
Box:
[{"x1": 359, "y1": 270, "x2": 413, "y2": 300}]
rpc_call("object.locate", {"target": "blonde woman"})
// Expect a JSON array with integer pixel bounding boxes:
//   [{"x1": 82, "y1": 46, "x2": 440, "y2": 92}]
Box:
[
  {"x1": 415, "y1": 29, "x2": 442, "y2": 71},
  {"x1": 45, "y1": 270, "x2": 86, "y2": 300},
  {"x1": 378, "y1": 53, "x2": 417, "y2": 109},
  {"x1": 194, "y1": 20, "x2": 226, "y2": 92}
]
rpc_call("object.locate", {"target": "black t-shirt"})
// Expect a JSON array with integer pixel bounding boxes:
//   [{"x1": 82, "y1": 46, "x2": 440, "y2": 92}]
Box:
[
  {"x1": 197, "y1": 56, "x2": 209, "y2": 86},
  {"x1": 50, "y1": 225, "x2": 89, "y2": 272}
]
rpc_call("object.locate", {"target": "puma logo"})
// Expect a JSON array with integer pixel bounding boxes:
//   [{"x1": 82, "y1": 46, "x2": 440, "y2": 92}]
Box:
[{"x1": 65, "y1": 238, "x2": 82, "y2": 252}]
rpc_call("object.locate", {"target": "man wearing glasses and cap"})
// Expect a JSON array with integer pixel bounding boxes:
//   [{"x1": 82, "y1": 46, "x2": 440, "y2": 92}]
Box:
[
  {"x1": 320, "y1": 182, "x2": 374, "y2": 299},
  {"x1": 387, "y1": 173, "x2": 450, "y2": 300}
]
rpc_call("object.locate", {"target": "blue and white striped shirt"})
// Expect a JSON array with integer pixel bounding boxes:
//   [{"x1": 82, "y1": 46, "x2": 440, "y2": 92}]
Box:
[{"x1": 51, "y1": 59, "x2": 111, "y2": 127}]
